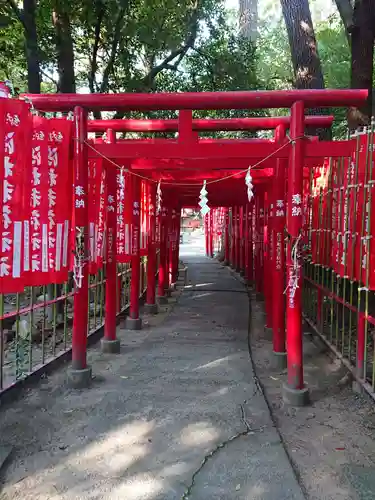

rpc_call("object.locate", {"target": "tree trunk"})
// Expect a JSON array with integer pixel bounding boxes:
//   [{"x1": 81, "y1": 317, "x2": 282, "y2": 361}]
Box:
[
  {"x1": 22, "y1": 0, "x2": 41, "y2": 93},
  {"x1": 334, "y1": 0, "x2": 354, "y2": 43},
  {"x1": 53, "y1": 1, "x2": 75, "y2": 93},
  {"x1": 347, "y1": 0, "x2": 375, "y2": 129},
  {"x1": 280, "y1": 0, "x2": 329, "y2": 139},
  {"x1": 239, "y1": 0, "x2": 258, "y2": 42}
]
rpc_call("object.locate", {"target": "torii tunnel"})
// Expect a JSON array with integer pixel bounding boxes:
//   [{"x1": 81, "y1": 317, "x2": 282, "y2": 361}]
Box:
[{"x1": 1, "y1": 88, "x2": 375, "y2": 406}]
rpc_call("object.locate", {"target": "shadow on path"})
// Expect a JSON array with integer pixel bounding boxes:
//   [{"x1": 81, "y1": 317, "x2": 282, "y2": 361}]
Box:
[{"x1": 0, "y1": 242, "x2": 304, "y2": 500}]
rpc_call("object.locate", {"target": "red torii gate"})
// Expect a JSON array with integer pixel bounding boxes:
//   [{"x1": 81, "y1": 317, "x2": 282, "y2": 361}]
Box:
[
  {"x1": 24, "y1": 89, "x2": 367, "y2": 405},
  {"x1": 87, "y1": 114, "x2": 335, "y2": 331}
]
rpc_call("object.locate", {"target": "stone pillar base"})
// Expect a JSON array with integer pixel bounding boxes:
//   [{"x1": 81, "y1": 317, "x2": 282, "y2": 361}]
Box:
[
  {"x1": 68, "y1": 366, "x2": 92, "y2": 389},
  {"x1": 282, "y1": 383, "x2": 310, "y2": 406},
  {"x1": 272, "y1": 351, "x2": 287, "y2": 370},
  {"x1": 144, "y1": 303, "x2": 158, "y2": 315},
  {"x1": 125, "y1": 317, "x2": 142, "y2": 331},
  {"x1": 352, "y1": 380, "x2": 364, "y2": 394},
  {"x1": 101, "y1": 338, "x2": 121, "y2": 354},
  {"x1": 157, "y1": 295, "x2": 168, "y2": 305}
]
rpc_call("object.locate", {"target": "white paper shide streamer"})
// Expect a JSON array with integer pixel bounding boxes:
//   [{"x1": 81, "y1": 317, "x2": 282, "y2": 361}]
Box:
[
  {"x1": 245, "y1": 167, "x2": 254, "y2": 202},
  {"x1": 156, "y1": 181, "x2": 162, "y2": 214},
  {"x1": 199, "y1": 180, "x2": 210, "y2": 216}
]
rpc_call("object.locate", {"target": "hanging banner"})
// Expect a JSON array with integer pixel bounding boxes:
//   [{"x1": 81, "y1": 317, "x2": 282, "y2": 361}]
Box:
[
  {"x1": 334, "y1": 157, "x2": 350, "y2": 278},
  {"x1": 116, "y1": 172, "x2": 141, "y2": 262},
  {"x1": 310, "y1": 167, "x2": 321, "y2": 264},
  {"x1": 365, "y1": 133, "x2": 375, "y2": 289},
  {"x1": 131, "y1": 175, "x2": 141, "y2": 257},
  {"x1": 0, "y1": 98, "x2": 32, "y2": 293},
  {"x1": 323, "y1": 160, "x2": 333, "y2": 269},
  {"x1": 170, "y1": 207, "x2": 178, "y2": 257},
  {"x1": 88, "y1": 157, "x2": 103, "y2": 274},
  {"x1": 97, "y1": 165, "x2": 107, "y2": 267},
  {"x1": 354, "y1": 134, "x2": 368, "y2": 283},
  {"x1": 331, "y1": 158, "x2": 341, "y2": 274},
  {"x1": 320, "y1": 159, "x2": 331, "y2": 269},
  {"x1": 27, "y1": 116, "x2": 49, "y2": 285},
  {"x1": 148, "y1": 183, "x2": 156, "y2": 247},
  {"x1": 345, "y1": 154, "x2": 357, "y2": 281},
  {"x1": 116, "y1": 168, "x2": 130, "y2": 262},
  {"x1": 25, "y1": 116, "x2": 73, "y2": 286},
  {"x1": 47, "y1": 118, "x2": 73, "y2": 283},
  {"x1": 356, "y1": 132, "x2": 375, "y2": 289},
  {"x1": 140, "y1": 180, "x2": 148, "y2": 257}
]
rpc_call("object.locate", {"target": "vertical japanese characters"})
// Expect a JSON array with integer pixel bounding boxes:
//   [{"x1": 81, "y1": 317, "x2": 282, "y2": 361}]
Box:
[
  {"x1": 26, "y1": 116, "x2": 73, "y2": 285},
  {"x1": 0, "y1": 99, "x2": 31, "y2": 293}
]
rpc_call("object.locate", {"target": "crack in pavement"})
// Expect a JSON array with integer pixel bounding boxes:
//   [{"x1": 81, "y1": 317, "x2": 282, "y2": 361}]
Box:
[{"x1": 181, "y1": 400, "x2": 265, "y2": 500}]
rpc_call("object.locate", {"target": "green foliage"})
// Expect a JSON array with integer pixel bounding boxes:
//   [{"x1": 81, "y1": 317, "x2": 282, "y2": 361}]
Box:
[
  {"x1": 0, "y1": 0, "x2": 358, "y2": 137},
  {"x1": 0, "y1": 0, "x2": 261, "y2": 114},
  {"x1": 256, "y1": 6, "x2": 351, "y2": 137},
  {"x1": 0, "y1": 8, "x2": 27, "y2": 90},
  {"x1": 316, "y1": 13, "x2": 350, "y2": 137}
]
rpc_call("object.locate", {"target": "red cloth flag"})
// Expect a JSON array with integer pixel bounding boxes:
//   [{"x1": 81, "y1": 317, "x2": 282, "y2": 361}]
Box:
[{"x1": 0, "y1": 99, "x2": 32, "y2": 293}]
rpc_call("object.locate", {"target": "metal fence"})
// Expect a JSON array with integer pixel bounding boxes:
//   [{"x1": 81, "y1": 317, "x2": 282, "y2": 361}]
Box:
[
  {"x1": 0, "y1": 254, "x2": 156, "y2": 393},
  {"x1": 303, "y1": 127, "x2": 375, "y2": 398}
]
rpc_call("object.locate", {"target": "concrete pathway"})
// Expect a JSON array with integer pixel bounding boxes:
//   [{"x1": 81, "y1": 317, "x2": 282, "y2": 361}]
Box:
[{"x1": 0, "y1": 235, "x2": 304, "y2": 500}]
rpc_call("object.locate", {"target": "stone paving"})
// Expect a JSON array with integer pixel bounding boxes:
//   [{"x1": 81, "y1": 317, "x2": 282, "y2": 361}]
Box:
[{"x1": 0, "y1": 234, "x2": 304, "y2": 499}]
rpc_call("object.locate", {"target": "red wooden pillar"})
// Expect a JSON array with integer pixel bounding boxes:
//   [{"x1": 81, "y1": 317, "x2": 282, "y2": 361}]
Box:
[
  {"x1": 233, "y1": 206, "x2": 237, "y2": 268},
  {"x1": 205, "y1": 213, "x2": 209, "y2": 256},
  {"x1": 255, "y1": 195, "x2": 264, "y2": 294},
  {"x1": 168, "y1": 207, "x2": 179, "y2": 288},
  {"x1": 69, "y1": 106, "x2": 91, "y2": 387},
  {"x1": 209, "y1": 209, "x2": 214, "y2": 257},
  {"x1": 157, "y1": 204, "x2": 168, "y2": 304},
  {"x1": 145, "y1": 183, "x2": 158, "y2": 314},
  {"x1": 168, "y1": 208, "x2": 174, "y2": 287},
  {"x1": 172, "y1": 210, "x2": 181, "y2": 284},
  {"x1": 239, "y1": 206, "x2": 245, "y2": 274},
  {"x1": 283, "y1": 101, "x2": 309, "y2": 405},
  {"x1": 248, "y1": 202, "x2": 254, "y2": 282},
  {"x1": 272, "y1": 125, "x2": 287, "y2": 369},
  {"x1": 126, "y1": 174, "x2": 142, "y2": 330},
  {"x1": 244, "y1": 204, "x2": 249, "y2": 279},
  {"x1": 101, "y1": 129, "x2": 120, "y2": 352},
  {"x1": 235, "y1": 207, "x2": 240, "y2": 271},
  {"x1": 224, "y1": 208, "x2": 230, "y2": 265},
  {"x1": 230, "y1": 207, "x2": 235, "y2": 267},
  {"x1": 253, "y1": 200, "x2": 259, "y2": 288},
  {"x1": 165, "y1": 206, "x2": 172, "y2": 292}
]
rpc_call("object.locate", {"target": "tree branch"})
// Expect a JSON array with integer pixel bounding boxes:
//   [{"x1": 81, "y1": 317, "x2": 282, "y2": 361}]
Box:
[
  {"x1": 113, "y1": 1, "x2": 200, "y2": 118},
  {"x1": 5, "y1": 0, "x2": 26, "y2": 30},
  {"x1": 40, "y1": 68, "x2": 57, "y2": 85},
  {"x1": 141, "y1": 0, "x2": 200, "y2": 88},
  {"x1": 99, "y1": 6, "x2": 126, "y2": 93}
]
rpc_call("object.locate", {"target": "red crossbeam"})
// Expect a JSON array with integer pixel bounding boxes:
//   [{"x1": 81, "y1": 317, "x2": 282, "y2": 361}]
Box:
[
  {"x1": 87, "y1": 115, "x2": 334, "y2": 132},
  {"x1": 88, "y1": 140, "x2": 353, "y2": 161},
  {"x1": 23, "y1": 89, "x2": 367, "y2": 112}
]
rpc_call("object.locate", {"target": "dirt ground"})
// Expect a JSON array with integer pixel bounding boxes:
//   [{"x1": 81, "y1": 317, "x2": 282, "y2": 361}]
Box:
[{"x1": 249, "y1": 290, "x2": 375, "y2": 500}]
